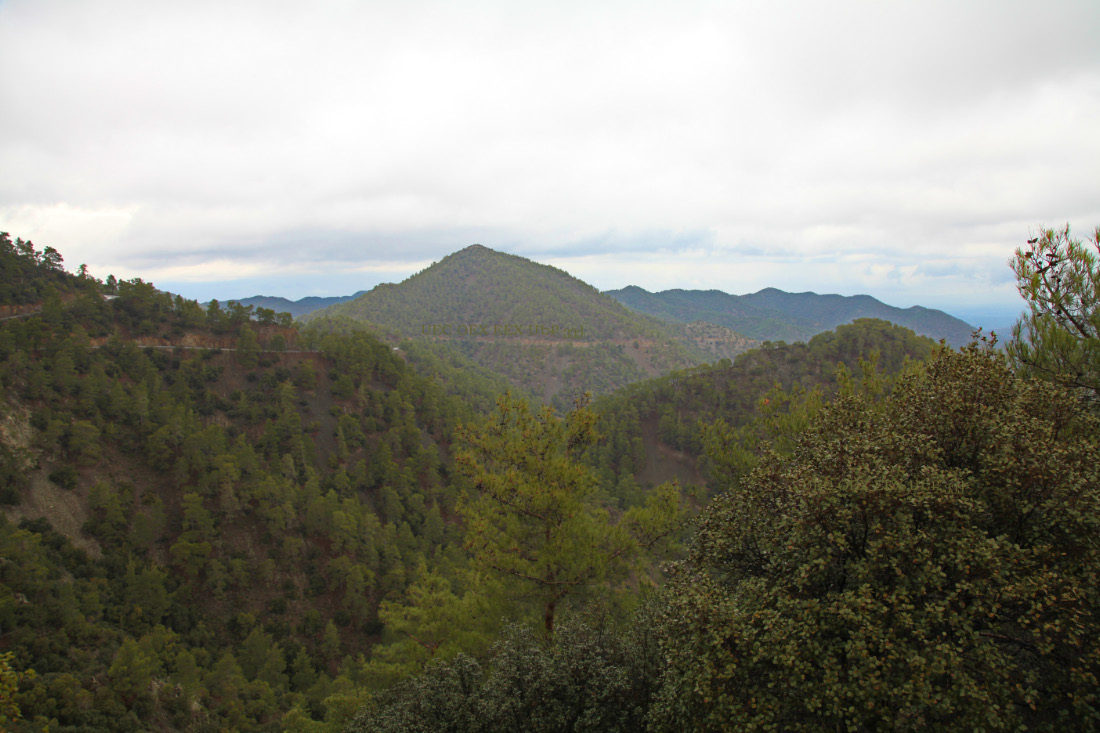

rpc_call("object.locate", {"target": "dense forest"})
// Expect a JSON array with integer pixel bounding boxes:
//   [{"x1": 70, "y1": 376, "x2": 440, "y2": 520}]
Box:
[{"x1": 3, "y1": 226, "x2": 1100, "y2": 732}]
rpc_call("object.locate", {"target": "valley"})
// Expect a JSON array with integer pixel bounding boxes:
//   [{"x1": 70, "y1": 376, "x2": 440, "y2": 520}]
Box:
[{"x1": 3, "y1": 232, "x2": 1097, "y2": 732}]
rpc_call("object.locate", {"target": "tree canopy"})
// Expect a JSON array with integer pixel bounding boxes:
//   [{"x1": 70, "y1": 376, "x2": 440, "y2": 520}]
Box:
[{"x1": 655, "y1": 344, "x2": 1100, "y2": 730}]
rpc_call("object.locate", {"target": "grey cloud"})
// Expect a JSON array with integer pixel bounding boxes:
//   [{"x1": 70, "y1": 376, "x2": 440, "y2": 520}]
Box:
[{"x1": 0, "y1": 0, "x2": 1097, "y2": 313}]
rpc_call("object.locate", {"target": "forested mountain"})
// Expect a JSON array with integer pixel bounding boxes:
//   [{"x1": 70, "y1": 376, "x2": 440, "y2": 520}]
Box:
[
  {"x1": 6, "y1": 231, "x2": 1100, "y2": 732},
  {"x1": 302, "y1": 245, "x2": 748, "y2": 408},
  {"x1": 0, "y1": 234, "x2": 503, "y2": 730},
  {"x1": 606, "y1": 284, "x2": 975, "y2": 346},
  {"x1": 586, "y1": 318, "x2": 937, "y2": 504},
  {"x1": 223, "y1": 293, "x2": 369, "y2": 318}
]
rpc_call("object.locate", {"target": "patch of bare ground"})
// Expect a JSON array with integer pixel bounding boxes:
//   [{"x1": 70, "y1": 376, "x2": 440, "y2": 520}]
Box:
[
  {"x1": 636, "y1": 412, "x2": 707, "y2": 490},
  {"x1": 7, "y1": 468, "x2": 102, "y2": 557},
  {"x1": 1, "y1": 403, "x2": 101, "y2": 550}
]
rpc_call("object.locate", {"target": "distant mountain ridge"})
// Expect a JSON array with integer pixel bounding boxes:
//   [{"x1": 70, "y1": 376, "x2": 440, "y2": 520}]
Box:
[
  {"x1": 606, "y1": 285, "x2": 975, "y2": 347},
  {"x1": 220, "y1": 292, "x2": 368, "y2": 318}
]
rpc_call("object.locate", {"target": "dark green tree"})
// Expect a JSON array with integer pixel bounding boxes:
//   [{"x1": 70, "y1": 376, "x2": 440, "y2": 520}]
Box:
[{"x1": 654, "y1": 345, "x2": 1100, "y2": 731}]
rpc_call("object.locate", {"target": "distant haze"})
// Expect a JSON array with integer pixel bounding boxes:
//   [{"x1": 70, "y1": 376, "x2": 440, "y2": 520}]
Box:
[{"x1": 1, "y1": 0, "x2": 1097, "y2": 328}]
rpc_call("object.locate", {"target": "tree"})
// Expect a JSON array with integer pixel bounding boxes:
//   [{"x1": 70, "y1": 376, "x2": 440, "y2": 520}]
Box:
[
  {"x1": 456, "y1": 392, "x2": 682, "y2": 636},
  {"x1": 109, "y1": 638, "x2": 161, "y2": 707},
  {"x1": 654, "y1": 345, "x2": 1100, "y2": 731},
  {"x1": 236, "y1": 323, "x2": 260, "y2": 369},
  {"x1": 369, "y1": 564, "x2": 501, "y2": 678},
  {"x1": 1008, "y1": 224, "x2": 1100, "y2": 403}
]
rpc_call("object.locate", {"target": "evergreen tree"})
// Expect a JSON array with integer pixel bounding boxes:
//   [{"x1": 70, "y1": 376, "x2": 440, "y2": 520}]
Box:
[
  {"x1": 1008, "y1": 224, "x2": 1100, "y2": 403},
  {"x1": 457, "y1": 392, "x2": 683, "y2": 636}
]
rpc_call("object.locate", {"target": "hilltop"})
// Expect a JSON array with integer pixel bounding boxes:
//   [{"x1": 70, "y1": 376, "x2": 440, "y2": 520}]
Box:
[
  {"x1": 303, "y1": 245, "x2": 746, "y2": 406},
  {"x1": 304, "y1": 244, "x2": 666, "y2": 339}
]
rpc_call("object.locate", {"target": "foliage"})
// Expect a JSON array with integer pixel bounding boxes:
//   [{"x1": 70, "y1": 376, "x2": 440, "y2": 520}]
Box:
[
  {"x1": 1008, "y1": 224, "x2": 1100, "y2": 404},
  {"x1": 0, "y1": 237, "x2": 480, "y2": 731},
  {"x1": 588, "y1": 319, "x2": 934, "y2": 504},
  {"x1": 0, "y1": 652, "x2": 36, "y2": 729},
  {"x1": 457, "y1": 392, "x2": 683, "y2": 635},
  {"x1": 348, "y1": 607, "x2": 664, "y2": 733},
  {"x1": 360, "y1": 563, "x2": 505, "y2": 690},
  {"x1": 654, "y1": 345, "x2": 1100, "y2": 730},
  {"x1": 701, "y1": 352, "x2": 891, "y2": 494}
]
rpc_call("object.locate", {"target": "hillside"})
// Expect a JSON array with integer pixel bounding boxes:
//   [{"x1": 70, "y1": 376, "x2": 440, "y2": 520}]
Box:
[
  {"x1": 587, "y1": 318, "x2": 938, "y2": 504},
  {"x1": 606, "y1": 284, "x2": 975, "y2": 346},
  {"x1": 0, "y1": 235, "x2": 500, "y2": 731},
  {"x1": 223, "y1": 291, "x2": 368, "y2": 318},
  {"x1": 8, "y1": 233, "x2": 1090, "y2": 732},
  {"x1": 303, "y1": 245, "x2": 748, "y2": 407}
]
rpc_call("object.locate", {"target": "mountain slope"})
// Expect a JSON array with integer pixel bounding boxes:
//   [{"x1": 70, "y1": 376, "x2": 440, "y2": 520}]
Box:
[
  {"x1": 608, "y1": 285, "x2": 807, "y2": 342},
  {"x1": 0, "y1": 237, "x2": 498, "y2": 731},
  {"x1": 606, "y1": 285, "x2": 975, "y2": 346},
  {"x1": 742, "y1": 287, "x2": 974, "y2": 345},
  {"x1": 588, "y1": 318, "x2": 939, "y2": 503},
  {"x1": 306, "y1": 245, "x2": 669, "y2": 339},
  {"x1": 303, "y1": 245, "x2": 747, "y2": 406}
]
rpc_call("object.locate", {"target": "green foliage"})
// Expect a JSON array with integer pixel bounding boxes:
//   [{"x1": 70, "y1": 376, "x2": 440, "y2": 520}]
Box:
[
  {"x1": 458, "y1": 392, "x2": 683, "y2": 636},
  {"x1": 349, "y1": 609, "x2": 663, "y2": 733},
  {"x1": 0, "y1": 443, "x2": 32, "y2": 504},
  {"x1": 108, "y1": 637, "x2": 161, "y2": 706},
  {"x1": 590, "y1": 319, "x2": 933, "y2": 502},
  {"x1": 700, "y1": 353, "x2": 890, "y2": 493},
  {"x1": 0, "y1": 651, "x2": 35, "y2": 729},
  {"x1": 654, "y1": 345, "x2": 1100, "y2": 730},
  {"x1": 363, "y1": 564, "x2": 504, "y2": 689},
  {"x1": 236, "y1": 322, "x2": 261, "y2": 368},
  {"x1": 0, "y1": 232, "x2": 88, "y2": 305},
  {"x1": 0, "y1": 237, "x2": 483, "y2": 731},
  {"x1": 1008, "y1": 224, "x2": 1100, "y2": 404}
]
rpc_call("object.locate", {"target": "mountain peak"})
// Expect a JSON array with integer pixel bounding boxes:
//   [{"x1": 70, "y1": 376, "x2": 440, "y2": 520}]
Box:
[{"x1": 454, "y1": 243, "x2": 493, "y2": 254}]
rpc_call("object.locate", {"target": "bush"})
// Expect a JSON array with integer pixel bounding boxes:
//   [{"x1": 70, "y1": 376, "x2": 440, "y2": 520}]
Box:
[
  {"x1": 350, "y1": 609, "x2": 662, "y2": 733},
  {"x1": 48, "y1": 464, "x2": 79, "y2": 490}
]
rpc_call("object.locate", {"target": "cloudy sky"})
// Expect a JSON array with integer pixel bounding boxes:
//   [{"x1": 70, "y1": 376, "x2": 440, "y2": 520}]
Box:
[{"x1": 2, "y1": 0, "x2": 1098, "y2": 330}]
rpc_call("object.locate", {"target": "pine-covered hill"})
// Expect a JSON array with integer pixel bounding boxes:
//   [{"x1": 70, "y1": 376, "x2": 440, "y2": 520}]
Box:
[
  {"x1": 0, "y1": 232, "x2": 98, "y2": 315},
  {"x1": 223, "y1": 292, "x2": 369, "y2": 318},
  {"x1": 301, "y1": 244, "x2": 669, "y2": 340},
  {"x1": 587, "y1": 318, "x2": 938, "y2": 505},
  {"x1": 301, "y1": 245, "x2": 746, "y2": 409},
  {"x1": 606, "y1": 284, "x2": 975, "y2": 347},
  {"x1": 0, "y1": 238, "x2": 506, "y2": 731},
  {"x1": 0, "y1": 236, "x2": 941, "y2": 732}
]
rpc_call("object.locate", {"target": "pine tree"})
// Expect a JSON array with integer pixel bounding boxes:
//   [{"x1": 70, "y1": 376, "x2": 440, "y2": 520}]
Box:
[
  {"x1": 457, "y1": 392, "x2": 683, "y2": 635},
  {"x1": 1008, "y1": 224, "x2": 1100, "y2": 403}
]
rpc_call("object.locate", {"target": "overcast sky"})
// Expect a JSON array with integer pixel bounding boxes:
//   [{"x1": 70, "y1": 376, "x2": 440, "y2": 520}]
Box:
[{"x1": 2, "y1": 0, "x2": 1098, "y2": 330}]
